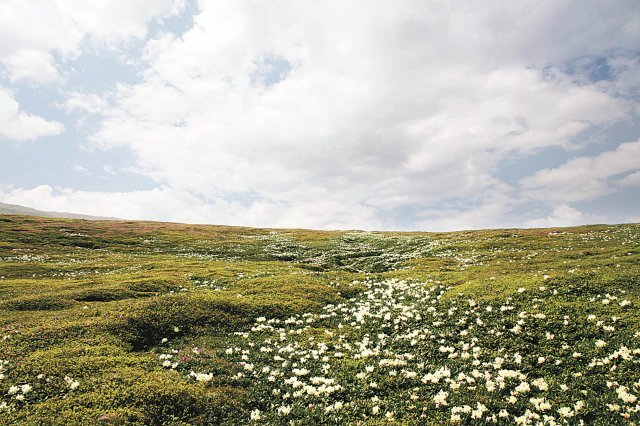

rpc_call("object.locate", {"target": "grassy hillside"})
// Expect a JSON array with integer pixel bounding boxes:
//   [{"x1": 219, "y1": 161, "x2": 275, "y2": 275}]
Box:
[{"x1": 0, "y1": 215, "x2": 638, "y2": 424}]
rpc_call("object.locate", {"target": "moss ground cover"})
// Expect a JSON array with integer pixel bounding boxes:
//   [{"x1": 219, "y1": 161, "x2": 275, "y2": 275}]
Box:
[{"x1": 0, "y1": 215, "x2": 638, "y2": 424}]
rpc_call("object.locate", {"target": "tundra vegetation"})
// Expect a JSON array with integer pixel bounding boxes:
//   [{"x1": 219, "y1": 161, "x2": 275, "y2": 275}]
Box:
[{"x1": 0, "y1": 215, "x2": 638, "y2": 424}]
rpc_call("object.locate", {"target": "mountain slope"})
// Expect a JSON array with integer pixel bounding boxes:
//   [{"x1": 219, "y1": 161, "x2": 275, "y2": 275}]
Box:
[{"x1": 0, "y1": 201, "x2": 117, "y2": 220}]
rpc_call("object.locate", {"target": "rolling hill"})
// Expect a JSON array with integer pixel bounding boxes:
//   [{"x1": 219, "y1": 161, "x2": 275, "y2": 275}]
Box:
[
  {"x1": 0, "y1": 202, "x2": 117, "y2": 220},
  {"x1": 0, "y1": 215, "x2": 638, "y2": 424}
]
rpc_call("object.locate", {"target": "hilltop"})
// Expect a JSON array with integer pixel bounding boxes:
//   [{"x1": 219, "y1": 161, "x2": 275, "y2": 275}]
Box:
[{"x1": 0, "y1": 215, "x2": 638, "y2": 424}]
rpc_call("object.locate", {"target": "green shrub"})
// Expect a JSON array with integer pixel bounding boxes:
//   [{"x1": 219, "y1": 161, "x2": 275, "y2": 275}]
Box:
[
  {"x1": 74, "y1": 287, "x2": 136, "y2": 302},
  {"x1": 111, "y1": 294, "x2": 255, "y2": 350},
  {"x1": 2, "y1": 370, "x2": 245, "y2": 425},
  {"x1": 2, "y1": 294, "x2": 74, "y2": 311},
  {"x1": 125, "y1": 279, "x2": 175, "y2": 293}
]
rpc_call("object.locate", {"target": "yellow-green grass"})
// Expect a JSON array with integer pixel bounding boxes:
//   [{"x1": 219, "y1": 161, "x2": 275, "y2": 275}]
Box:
[{"x1": 0, "y1": 215, "x2": 638, "y2": 424}]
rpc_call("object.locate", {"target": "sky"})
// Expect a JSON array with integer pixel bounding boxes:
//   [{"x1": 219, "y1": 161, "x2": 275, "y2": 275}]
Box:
[{"x1": 1, "y1": 0, "x2": 639, "y2": 231}]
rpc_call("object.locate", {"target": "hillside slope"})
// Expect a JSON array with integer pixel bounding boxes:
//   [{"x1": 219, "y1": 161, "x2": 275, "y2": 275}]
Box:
[
  {"x1": 0, "y1": 215, "x2": 638, "y2": 424},
  {"x1": 0, "y1": 202, "x2": 116, "y2": 220}
]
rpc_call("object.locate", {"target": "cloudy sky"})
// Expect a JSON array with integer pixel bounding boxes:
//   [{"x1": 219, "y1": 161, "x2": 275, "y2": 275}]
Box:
[{"x1": 1, "y1": 0, "x2": 639, "y2": 230}]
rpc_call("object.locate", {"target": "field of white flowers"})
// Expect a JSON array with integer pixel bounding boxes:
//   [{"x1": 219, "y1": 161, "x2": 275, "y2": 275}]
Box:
[
  {"x1": 160, "y1": 277, "x2": 639, "y2": 425},
  {"x1": 0, "y1": 218, "x2": 638, "y2": 424}
]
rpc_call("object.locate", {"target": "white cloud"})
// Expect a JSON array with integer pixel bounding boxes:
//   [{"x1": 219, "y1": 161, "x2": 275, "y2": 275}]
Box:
[
  {"x1": 618, "y1": 170, "x2": 640, "y2": 188},
  {"x1": 72, "y1": 165, "x2": 90, "y2": 174},
  {"x1": 610, "y1": 56, "x2": 640, "y2": 94},
  {"x1": 0, "y1": 185, "x2": 381, "y2": 230},
  {"x1": 2, "y1": 1, "x2": 640, "y2": 230},
  {"x1": 520, "y1": 140, "x2": 640, "y2": 202},
  {"x1": 0, "y1": 88, "x2": 64, "y2": 141},
  {"x1": 524, "y1": 204, "x2": 596, "y2": 228},
  {"x1": 64, "y1": 92, "x2": 107, "y2": 114},
  {"x1": 77, "y1": 0, "x2": 638, "y2": 229},
  {"x1": 2, "y1": 50, "x2": 60, "y2": 84},
  {"x1": 412, "y1": 188, "x2": 519, "y2": 231},
  {"x1": 0, "y1": 0, "x2": 185, "y2": 83}
]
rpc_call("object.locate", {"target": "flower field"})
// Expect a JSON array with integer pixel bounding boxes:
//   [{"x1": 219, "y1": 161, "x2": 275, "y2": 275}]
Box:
[
  {"x1": 0, "y1": 215, "x2": 639, "y2": 424},
  {"x1": 162, "y1": 278, "x2": 640, "y2": 424}
]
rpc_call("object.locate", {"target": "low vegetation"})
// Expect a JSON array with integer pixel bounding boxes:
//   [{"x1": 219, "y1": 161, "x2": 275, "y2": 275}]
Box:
[{"x1": 0, "y1": 215, "x2": 638, "y2": 424}]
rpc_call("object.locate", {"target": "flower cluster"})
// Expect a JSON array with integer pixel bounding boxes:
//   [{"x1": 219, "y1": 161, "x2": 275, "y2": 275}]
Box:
[{"x1": 160, "y1": 278, "x2": 640, "y2": 424}]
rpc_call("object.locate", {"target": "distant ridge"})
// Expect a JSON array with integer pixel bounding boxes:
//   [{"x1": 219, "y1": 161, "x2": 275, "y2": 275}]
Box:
[{"x1": 0, "y1": 202, "x2": 117, "y2": 220}]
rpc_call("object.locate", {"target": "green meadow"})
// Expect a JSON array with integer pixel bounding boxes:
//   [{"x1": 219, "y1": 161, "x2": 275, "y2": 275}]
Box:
[{"x1": 0, "y1": 215, "x2": 638, "y2": 424}]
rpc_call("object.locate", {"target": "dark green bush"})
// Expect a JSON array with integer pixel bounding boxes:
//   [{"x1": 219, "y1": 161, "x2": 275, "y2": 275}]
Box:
[
  {"x1": 2, "y1": 369, "x2": 245, "y2": 425},
  {"x1": 2, "y1": 294, "x2": 74, "y2": 311},
  {"x1": 112, "y1": 294, "x2": 254, "y2": 350},
  {"x1": 74, "y1": 287, "x2": 136, "y2": 302},
  {"x1": 125, "y1": 279, "x2": 175, "y2": 293}
]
